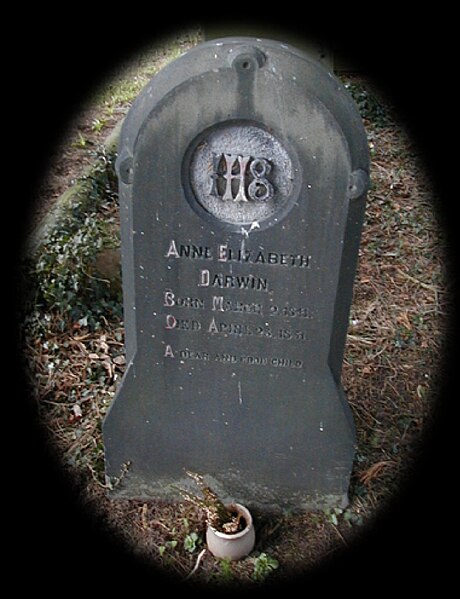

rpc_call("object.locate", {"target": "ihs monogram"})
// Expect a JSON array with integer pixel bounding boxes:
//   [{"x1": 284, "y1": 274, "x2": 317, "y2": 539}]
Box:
[{"x1": 210, "y1": 153, "x2": 274, "y2": 202}]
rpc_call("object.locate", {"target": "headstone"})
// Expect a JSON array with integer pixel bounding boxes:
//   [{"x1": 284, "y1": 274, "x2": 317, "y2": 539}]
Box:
[
  {"x1": 103, "y1": 37, "x2": 369, "y2": 511},
  {"x1": 204, "y1": 26, "x2": 334, "y2": 70}
]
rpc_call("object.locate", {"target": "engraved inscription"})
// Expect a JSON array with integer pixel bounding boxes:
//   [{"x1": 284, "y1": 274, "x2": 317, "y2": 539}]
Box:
[
  {"x1": 174, "y1": 348, "x2": 303, "y2": 369},
  {"x1": 210, "y1": 153, "x2": 274, "y2": 203},
  {"x1": 164, "y1": 239, "x2": 311, "y2": 269},
  {"x1": 161, "y1": 239, "x2": 314, "y2": 366},
  {"x1": 198, "y1": 269, "x2": 268, "y2": 292}
]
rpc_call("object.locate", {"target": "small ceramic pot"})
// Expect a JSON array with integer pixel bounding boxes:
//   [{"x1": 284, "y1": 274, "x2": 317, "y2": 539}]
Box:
[{"x1": 206, "y1": 503, "x2": 256, "y2": 561}]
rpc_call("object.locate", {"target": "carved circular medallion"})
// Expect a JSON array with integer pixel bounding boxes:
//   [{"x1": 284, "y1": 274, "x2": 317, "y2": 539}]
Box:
[{"x1": 186, "y1": 122, "x2": 297, "y2": 228}]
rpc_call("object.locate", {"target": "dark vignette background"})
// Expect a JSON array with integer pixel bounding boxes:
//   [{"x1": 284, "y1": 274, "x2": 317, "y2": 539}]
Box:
[{"x1": 11, "y1": 10, "x2": 457, "y2": 594}]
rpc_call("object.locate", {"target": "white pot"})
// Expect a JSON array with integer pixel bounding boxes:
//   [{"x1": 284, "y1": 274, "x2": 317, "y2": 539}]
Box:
[{"x1": 206, "y1": 503, "x2": 256, "y2": 561}]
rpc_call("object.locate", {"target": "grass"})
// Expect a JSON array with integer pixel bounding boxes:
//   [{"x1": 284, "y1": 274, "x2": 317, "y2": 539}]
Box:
[
  {"x1": 88, "y1": 31, "x2": 201, "y2": 137},
  {"x1": 21, "y1": 32, "x2": 448, "y2": 588}
]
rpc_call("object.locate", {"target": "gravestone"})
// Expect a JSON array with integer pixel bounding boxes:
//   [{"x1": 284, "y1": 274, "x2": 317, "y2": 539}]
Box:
[{"x1": 103, "y1": 37, "x2": 369, "y2": 510}]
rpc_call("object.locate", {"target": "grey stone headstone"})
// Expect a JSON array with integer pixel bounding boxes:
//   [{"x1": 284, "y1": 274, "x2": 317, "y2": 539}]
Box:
[{"x1": 103, "y1": 38, "x2": 369, "y2": 511}]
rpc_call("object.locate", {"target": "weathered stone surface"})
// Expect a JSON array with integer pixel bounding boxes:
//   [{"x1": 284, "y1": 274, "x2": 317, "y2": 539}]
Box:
[{"x1": 103, "y1": 38, "x2": 369, "y2": 511}]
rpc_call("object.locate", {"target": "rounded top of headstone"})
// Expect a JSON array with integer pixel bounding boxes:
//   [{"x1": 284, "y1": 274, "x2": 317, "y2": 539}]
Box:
[
  {"x1": 118, "y1": 37, "x2": 369, "y2": 179},
  {"x1": 116, "y1": 37, "x2": 369, "y2": 233}
]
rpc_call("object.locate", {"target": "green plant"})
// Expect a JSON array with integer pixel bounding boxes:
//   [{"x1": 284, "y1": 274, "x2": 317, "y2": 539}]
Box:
[
  {"x1": 184, "y1": 531, "x2": 201, "y2": 553},
  {"x1": 91, "y1": 117, "x2": 107, "y2": 132},
  {"x1": 158, "y1": 539, "x2": 178, "y2": 556},
  {"x1": 25, "y1": 146, "x2": 121, "y2": 329},
  {"x1": 343, "y1": 80, "x2": 390, "y2": 127},
  {"x1": 252, "y1": 553, "x2": 279, "y2": 582},
  {"x1": 72, "y1": 132, "x2": 88, "y2": 148},
  {"x1": 343, "y1": 509, "x2": 364, "y2": 527},
  {"x1": 218, "y1": 558, "x2": 234, "y2": 583},
  {"x1": 325, "y1": 506, "x2": 343, "y2": 526},
  {"x1": 325, "y1": 505, "x2": 364, "y2": 528}
]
